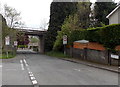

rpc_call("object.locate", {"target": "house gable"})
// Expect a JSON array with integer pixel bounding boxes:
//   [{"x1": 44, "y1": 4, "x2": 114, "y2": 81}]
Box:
[{"x1": 106, "y1": 5, "x2": 120, "y2": 24}]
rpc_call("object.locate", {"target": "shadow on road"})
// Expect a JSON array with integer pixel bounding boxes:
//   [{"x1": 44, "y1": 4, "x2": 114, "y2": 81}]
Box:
[{"x1": 17, "y1": 49, "x2": 38, "y2": 54}]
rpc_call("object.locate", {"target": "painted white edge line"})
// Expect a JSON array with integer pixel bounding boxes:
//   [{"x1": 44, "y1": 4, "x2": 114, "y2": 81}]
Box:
[{"x1": 20, "y1": 60, "x2": 24, "y2": 70}]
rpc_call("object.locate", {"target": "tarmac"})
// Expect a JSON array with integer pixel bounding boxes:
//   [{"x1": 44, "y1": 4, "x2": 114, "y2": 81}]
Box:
[{"x1": 58, "y1": 57, "x2": 119, "y2": 73}]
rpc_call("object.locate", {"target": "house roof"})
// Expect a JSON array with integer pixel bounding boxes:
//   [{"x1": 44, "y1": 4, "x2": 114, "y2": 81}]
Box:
[{"x1": 106, "y1": 5, "x2": 120, "y2": 18}]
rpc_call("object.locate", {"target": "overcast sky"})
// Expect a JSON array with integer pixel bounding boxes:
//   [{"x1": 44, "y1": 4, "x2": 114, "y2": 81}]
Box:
[{"x1": 0, "y1": 0, "x2": 119, "y2": 29}]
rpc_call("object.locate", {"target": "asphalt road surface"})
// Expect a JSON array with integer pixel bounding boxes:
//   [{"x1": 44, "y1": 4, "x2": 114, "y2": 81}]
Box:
[{"x1": 1, "y1": 50, "x2": 118, "y2": 85}]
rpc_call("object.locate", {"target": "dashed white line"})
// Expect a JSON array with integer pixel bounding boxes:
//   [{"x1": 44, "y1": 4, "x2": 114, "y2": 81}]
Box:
[
  {"x1": 29, "y1": 71, "x2": 32, "y2": 74},
  {"x1": 20, "y1": 60, "x2": 24, "y2": 70},
  {"x1": 22, "y1": 58, "x2": 38, "y2": 85},
  {"x1": 32, "y1": 80, "x2": 38, "y2": 85},
  {"x1": 30, "y1": 76, "x2": 36, "y2": 80},
  {"x1": 30, "y1": 74, "x2": 34, "y2": 77}
]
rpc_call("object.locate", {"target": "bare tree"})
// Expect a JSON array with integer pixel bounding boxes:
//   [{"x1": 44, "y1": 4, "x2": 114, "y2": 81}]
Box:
[
  {"x1": 39, "y1": 18, "x2": 48, "y2": 31},
  {"x1": 14, "y1": 21, "x2": 26, "y2": 28},
  {"x1": 4, "y1": 4, "x2": 21, "y2": 28}
]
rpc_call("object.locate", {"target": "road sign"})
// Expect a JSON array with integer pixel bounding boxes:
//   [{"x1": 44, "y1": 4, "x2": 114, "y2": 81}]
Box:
[
  {"x1": 63, "y1": 35, "x2": 67, "y2": 44},
  {"x1": 5, "y1": 36, "x2": 10, "y2": 45},
  {"x1": 14, "y1": 41, "x2": 18, "y2": 46},
  {"x1": 111, "y1": 54, "x2": 119, "y2": 59}
]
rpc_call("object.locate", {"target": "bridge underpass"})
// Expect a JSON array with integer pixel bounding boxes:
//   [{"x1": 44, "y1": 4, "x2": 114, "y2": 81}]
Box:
[{"x1": 16, "y1": 28, "x2": 47, "y2": 54}]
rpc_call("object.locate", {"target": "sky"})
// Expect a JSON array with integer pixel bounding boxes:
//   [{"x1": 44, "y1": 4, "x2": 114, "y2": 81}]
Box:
[{"x1": 0, "y1": 0, "x2": 119, "y2": 30}]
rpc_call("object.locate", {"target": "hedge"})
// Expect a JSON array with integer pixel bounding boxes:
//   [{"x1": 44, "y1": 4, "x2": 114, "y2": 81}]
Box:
[
  {"x1": 18, "y1": 45, "x2": 28, "y2": 48},
  {"x1": 69, "y1": 24, "x2": 120, "y2": 49}
]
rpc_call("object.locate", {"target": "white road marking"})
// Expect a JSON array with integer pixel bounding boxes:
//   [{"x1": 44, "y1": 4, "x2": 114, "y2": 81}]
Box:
[
  {"x1": 23, "y1": 59, "x2": 29, "y2": 67},
  {"x1": 23, "y1": 59, "x2": 27, "y2": 64},
  {"x1": 23, "y1": 58, "x2": 38, "y2": 85},
  {"x1": 29, "y1": 72, "x2": 32, "y2": 74},
  {"x1": 0, "y1": 65, "x2": 2, "y2": 68},
  {"x1": 32, "y1": 80, "x2": 38, "y2": 85},
  {"x1": 30, "y1": 74, "x2": 34, "y2": 76},
  {"x1": 74, "y1": 69, "x2": 81, "y2": 72},
  {"x1": 31, "y1": 76, "x2": 35, "y2": 80},
  {"x1": 20, "y1": 60, "x2": 24, "y2": 70},
  {"x1": 26, "y1": 63, "x2": 29, "y2": 66}
]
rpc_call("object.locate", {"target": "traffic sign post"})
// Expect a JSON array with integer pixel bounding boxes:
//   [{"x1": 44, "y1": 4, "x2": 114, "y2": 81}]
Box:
[
  {"x1": 14, "y1": 41, "x2": 18, "y2": 46},
  {"x1": 14, "y1": 41, "x2": 18, "y2": 51},
  {"x1": 63, "y1": 35, "x2": 67, "y2": 55},
  {"x1": 63, "y1": 35, "x2": 67, "y2": 45},
  {"x1": 5, "y1": 36, "x2": 10, "y2": 58},
  {"x1": 5, "y1": 36, "x2": 10, "y2": 46}
]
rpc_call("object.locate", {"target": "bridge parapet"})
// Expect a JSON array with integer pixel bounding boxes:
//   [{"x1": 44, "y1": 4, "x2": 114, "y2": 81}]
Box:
[
  {"x1": 15, "y1": 27, "x2": 47, "y2": 36},
  {"x1": 15, "y1": 27, "x2": 47, "y2": 53}
]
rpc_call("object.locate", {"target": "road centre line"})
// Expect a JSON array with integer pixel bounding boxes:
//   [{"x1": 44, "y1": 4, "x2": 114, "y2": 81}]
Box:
[
  {"x1": 20, "y1": 60, "x2": 24, "y2": 70},
  {"x1": 22, "y1": 58, "x2": 38, "y2": 85},
  {"x1": 32, "y1": 80, "x2": 38, "y2": 85}
]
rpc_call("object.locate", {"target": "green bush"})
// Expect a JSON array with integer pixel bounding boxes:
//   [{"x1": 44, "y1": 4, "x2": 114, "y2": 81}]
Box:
[
  {"x1": 1, "y1": 50, "x2": 16, "y2": 59},
  {"x1": 33, "y1": 46, "x2": 38, "y2": 52},
  {"x1": 54, "y1": 24, "x2": 120, "y2": 51},
  {"x1": 18, "y1": 45, "x2": 28, "y2": 48},
  {"x1": 69, "y1": 24, "x2": 120, "y2": 49},
  {"x1": 98, "y1": 24, "x2": 120, "y2": 49}
]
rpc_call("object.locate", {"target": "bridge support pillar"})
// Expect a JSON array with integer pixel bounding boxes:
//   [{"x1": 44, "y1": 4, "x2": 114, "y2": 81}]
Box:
[{"x1": 38, "y1": 35, "x2": 45, "y2": 54}]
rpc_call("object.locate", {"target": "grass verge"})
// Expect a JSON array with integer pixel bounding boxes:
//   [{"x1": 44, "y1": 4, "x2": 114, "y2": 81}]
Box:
[
  {"x1": 45, "y1": 51, "x2": 71, "y2": 58},
  {"x1": 0, "y1": 54, "x2": 16, "y2": 59}
]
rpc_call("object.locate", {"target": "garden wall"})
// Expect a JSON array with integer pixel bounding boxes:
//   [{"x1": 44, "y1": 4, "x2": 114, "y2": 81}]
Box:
[{"x1": 66, "y1": 42, "x2": 119, "y2": 66}]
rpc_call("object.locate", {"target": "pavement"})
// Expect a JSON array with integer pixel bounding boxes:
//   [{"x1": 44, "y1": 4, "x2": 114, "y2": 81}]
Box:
[
  {"x1": 1, "y1": 50, "x2": 119, "y2": 85},
  {"x1": 58, "y1": 57, "x2": 119, "y2": 73}
]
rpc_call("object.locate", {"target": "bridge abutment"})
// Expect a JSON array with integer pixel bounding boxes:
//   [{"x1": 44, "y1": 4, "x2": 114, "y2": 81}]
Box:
[{"x1": 38, "y1": 35, "x2": 45, "y2": 54}]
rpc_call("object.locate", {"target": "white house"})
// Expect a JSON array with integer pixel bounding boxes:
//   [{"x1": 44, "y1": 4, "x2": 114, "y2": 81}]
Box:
[{"x1": 106, "y1": 4, "x2": 120, "y2": 24}]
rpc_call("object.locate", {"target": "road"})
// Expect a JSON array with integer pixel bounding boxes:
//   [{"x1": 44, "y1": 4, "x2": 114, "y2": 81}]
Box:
[{"x1": 1, "y1": 50, "x2": 118, "y2": 85}]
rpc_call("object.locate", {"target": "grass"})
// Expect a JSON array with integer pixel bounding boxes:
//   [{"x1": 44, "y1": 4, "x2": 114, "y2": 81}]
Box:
[
  {"x1": 45, "y1": 51, "x2": 71, "y2": 58},
  {"x1": 0, "y1": 54, "x2": 16, "y2": 59}
]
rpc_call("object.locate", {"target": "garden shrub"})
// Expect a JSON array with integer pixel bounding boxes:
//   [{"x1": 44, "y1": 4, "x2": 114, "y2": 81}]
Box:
[{"x1": 54, "y1": 24, "x2": 120, "y2": 51}]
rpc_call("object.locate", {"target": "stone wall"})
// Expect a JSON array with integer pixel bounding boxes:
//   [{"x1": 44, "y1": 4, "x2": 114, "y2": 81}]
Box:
[{"x1": 66, "y1": 47, "x2": 119, "y2": 66}]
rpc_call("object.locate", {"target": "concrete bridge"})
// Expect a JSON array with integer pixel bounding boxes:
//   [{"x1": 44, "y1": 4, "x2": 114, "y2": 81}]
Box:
[{"x1": 16, "y1": 28, "x2": 47, "y2": 53}]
